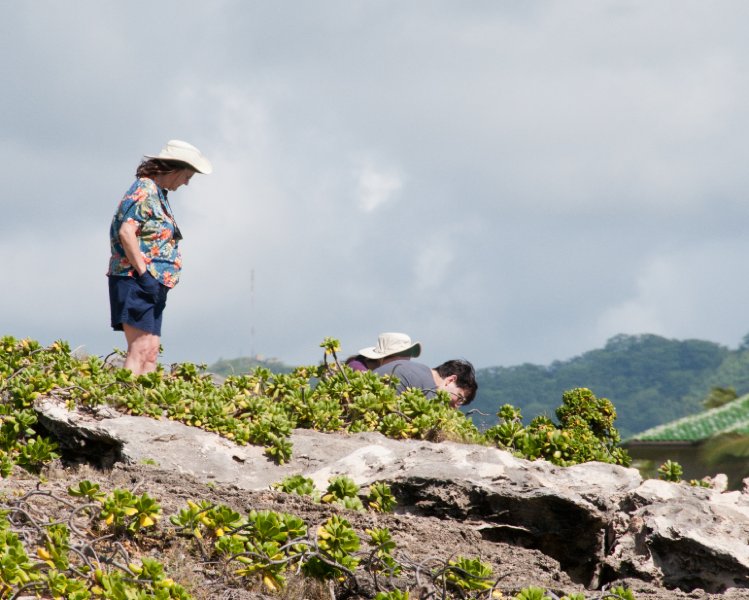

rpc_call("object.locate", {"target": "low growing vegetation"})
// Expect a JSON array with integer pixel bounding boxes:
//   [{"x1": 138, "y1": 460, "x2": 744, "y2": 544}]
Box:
[{"x1": 0, "y1": 334, "x2": 640, "y2": 598}]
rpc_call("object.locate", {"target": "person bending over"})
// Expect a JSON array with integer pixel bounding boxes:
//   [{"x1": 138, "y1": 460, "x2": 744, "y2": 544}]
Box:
[{"x1": 374, "y1": 358, "x2": 477, "y2": 408}]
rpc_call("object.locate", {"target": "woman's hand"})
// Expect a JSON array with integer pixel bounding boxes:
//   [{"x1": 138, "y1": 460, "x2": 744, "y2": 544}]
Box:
[{"x1": 118, "y1": 220, "x2": 147, "y2": 275}]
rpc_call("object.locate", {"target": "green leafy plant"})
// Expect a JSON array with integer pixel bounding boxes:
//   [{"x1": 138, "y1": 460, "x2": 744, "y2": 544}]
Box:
[
  {"x1": 319, "y1": 337, "x2": 341, "y2": 354},
  {"x1": 485, "y1": 388, "x2": 631, "y2": 467},
  {"x1": 37, "y1": 523, "x2": 70, "y2": 571},
  {"x1": 170, "y1": 500, "x2": 244, "y2": 539},
  {"x1": 43, "y1": 570, "x2": 91, "y2": 599},
  {"x1": 442, "y1": 556, "x2": 493, "y2": 592},
  {"x1": 366, "y1": 527, "x2": 400, "y2": 576},
  {"x1": 658, "y1": 460, "x2": 684, "y2": 482},
  {"x1": 304, "y1": 515, "x2": 360, "y2": 580},
  {"x1": 15, "y1": 436, "x2": 60, "y2": 472},
  {"x1": 67, "y1": 480, "x2": 106, "y2": 502},
  {"x1": 689, "y1": 478, "x2": 713, "y2": 488},
  {"x1": 264, "y1": 433, "x2": 293, "y2": 464},
  {"x1": 515, "y1": 586, "x2": 552, "y2": 600},
  {"x1": 99, "y1": 489, "x2": 161, "y2": 533},
  {"x1": 375, "y1": 591, "x2": 410, "y2": 600},
  {"x1": 212, "y1": 508, "x2": 309, "y2": 592},
  {"x1": 91, "y1": 560, "x2": 191, "y2": 599},
  {"x1": 273, "y1": 474, "x2": 320, "y2": 501},
  {"x1": 0, "y1": 518, "x2": 39, "y2": 594},
  {"x1": 367, "y1": 481, "x2": 397, "y2": 513},
  {"x1": 606, "y1": 585, "x2": 636, "y2": 600},
  {"x1": 169, "y1": 499, "x2": 212, "y2": 538},
  {"x1": 322, "y1": 474, "x2": 363, "y2": 510}
]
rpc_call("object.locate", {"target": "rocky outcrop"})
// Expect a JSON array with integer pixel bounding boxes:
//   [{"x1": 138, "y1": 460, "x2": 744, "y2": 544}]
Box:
[{"x1": 34, "y1": 396, "x2": 749, "y2": 594}]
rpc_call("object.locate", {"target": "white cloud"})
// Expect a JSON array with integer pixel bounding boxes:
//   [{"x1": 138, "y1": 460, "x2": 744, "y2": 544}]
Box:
[
  {"x1": 412, "y1": 242, "x2": 455, "y2": 292},
  {"x1": 355, "y1": 162, "x2": 403, "y2": 212},
  {"x1": 5, "y1": 1, "x2": 749, "y2": 369},
  {"x1": 595, "y1": 256, "x2": 681, "y2": 338},
  {"x1": 596, "y1": 240, "x2": 749, "y2": 349}
]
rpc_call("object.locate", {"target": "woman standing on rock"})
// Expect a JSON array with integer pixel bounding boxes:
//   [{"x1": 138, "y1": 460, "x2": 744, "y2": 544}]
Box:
[{"x1": 107, "y1": 140, "x2": 212, "y2": 375}]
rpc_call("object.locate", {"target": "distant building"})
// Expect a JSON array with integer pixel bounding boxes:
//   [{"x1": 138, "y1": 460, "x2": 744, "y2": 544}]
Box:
[{"x1": 624, "y1": 394, "x2": 749, "y2": 488}]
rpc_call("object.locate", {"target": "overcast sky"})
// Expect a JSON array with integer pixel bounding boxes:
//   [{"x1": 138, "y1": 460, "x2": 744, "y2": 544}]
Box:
[{"x1": 3, "y1": 1, "x2": 749, "y2": 370}]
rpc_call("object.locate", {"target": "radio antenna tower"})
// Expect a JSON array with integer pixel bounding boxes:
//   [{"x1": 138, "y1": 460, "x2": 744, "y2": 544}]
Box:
[{"x1": 250, "y1": 268, "x2": 255, "y2": 358}]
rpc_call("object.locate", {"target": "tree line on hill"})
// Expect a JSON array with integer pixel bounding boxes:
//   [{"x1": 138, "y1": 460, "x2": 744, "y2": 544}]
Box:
[
  {"x1": 209, "y1": 333, "x2": 749, "y2": 439},
  {"x1": 209, "y1": 355, "x2": 295, "y2": 377},
  {"x1": 471, "y1": 333, "x2": 749, "y2": 438}
]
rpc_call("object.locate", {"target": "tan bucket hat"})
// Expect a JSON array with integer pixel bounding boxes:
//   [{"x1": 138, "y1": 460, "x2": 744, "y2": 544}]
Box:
[
  {"x1": 358, "y1": 332, "x2": 421, "y2": 360},
  {"x1": 145, "y1": 139, "x2": 213, "y2": 174}
]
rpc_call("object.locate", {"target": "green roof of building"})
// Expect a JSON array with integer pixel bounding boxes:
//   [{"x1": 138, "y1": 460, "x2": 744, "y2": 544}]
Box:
[{"x1": 627, "y1": 393, "x2": 749, "y2": 443}]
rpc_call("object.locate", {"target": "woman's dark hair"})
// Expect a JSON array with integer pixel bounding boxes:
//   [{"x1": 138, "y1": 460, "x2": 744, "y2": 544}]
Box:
[
  {"x1": 434, "y1": 359, "x2": 478, "y2": 405},
  {"x1": 136, "y1": 158, "x2": 194, "y2": 179},
  {"x1": 345, "y1": 355, "x2": 381, "y2": 371}
]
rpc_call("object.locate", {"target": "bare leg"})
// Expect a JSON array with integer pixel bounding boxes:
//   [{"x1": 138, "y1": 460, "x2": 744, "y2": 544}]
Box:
[{"x1": 122, "y1": 324, "x2": 160, "y2": 375}]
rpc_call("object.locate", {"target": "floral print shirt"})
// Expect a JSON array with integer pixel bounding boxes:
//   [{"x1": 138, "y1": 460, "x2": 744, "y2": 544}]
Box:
[{"x1": 108, "y1": 178, "x2": 182, "y2": 288}]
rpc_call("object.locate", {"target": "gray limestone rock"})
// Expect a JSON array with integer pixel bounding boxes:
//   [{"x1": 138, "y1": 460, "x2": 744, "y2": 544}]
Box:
[{"x1": 34, "y1": 396, "x2": 749, "y2": 593}]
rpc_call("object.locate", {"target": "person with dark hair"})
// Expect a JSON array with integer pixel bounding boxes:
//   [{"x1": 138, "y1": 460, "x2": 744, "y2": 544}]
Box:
[
  {"x1": 345, "y1": 332, "x2": 421, "y2": 372},
  {"x1": 107, "y1": 140, "x2": 212, "y2": 375},
  {"x1": 345, "y1": 355, "x2": 382, "y2": 372},
  {"x1": 374, "y1": 358, "x2": 477, "y2": 408}
]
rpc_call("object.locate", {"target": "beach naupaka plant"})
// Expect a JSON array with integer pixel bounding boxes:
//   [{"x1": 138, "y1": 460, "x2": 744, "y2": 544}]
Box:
[{"x1": 485, "y1": 388, "x2": 631, "y2": 467}]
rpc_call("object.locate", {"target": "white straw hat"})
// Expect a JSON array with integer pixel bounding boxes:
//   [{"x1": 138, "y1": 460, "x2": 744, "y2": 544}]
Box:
[
  {"x1": 358, "y1": 332, "x2": 421, "y2": 360},
  {"x1": 145, "y1": 139, "x2": 213, "y2": 174}
]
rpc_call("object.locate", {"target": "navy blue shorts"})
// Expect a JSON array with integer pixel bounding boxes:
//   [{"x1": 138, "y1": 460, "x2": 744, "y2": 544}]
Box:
[{"x1": 108, "y1": 273, "x2": 169, "y2": 336}]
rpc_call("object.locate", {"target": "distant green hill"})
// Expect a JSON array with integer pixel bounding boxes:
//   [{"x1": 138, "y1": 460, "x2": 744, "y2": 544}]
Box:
[
  {"x1": 473, "y1": 333, "x2": 749, "y2": 438},
  {"x1": 208, "y1": 355, "x2": 295, "y2": 377}
]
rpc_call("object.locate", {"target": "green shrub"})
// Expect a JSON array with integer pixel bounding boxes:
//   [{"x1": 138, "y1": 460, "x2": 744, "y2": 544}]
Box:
[
  {"x1": 658, "y1": 460, "x2": 684, "y2": 482},
  {"x1": 485, "y1": 388, "x2": 631, "y2": 467}
]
